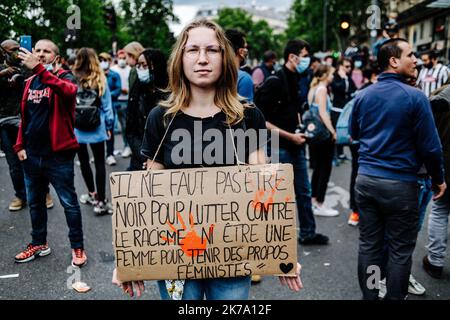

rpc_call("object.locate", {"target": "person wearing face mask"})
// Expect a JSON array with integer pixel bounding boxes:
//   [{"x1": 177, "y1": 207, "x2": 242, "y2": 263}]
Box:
[
  {"x1": 14, "y1": 39, "x2": 85, "y2": 267},
  {"x1": 417, "y1": 50, "x2": 450, "y2": 98},
  {"x1": 351, "y1": 57, "x2": 365, "y2": 89},
  {"x1": 125, "y1": 48, "x2": 168, "y2": 171},
  {"x1": 225, "y1": 29, "x2": 254, "y2": 102},
  {"x1": 99, "y1": 52, "x2": 122, "y2": 166},
  {"x1": 111, "y1": 49, "x2": 132, "y2": 158},
  {"x1": 256, "y1": 39, "x2": 330, "y2": 246}
]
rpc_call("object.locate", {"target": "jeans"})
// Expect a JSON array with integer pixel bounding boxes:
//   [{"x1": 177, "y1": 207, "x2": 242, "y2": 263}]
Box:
[
  {"x1": 22, "y1": 152, "x2": 83, "y2": 249},
  {"x1": 417, "y1": 177, "x2": 432, "y2": 231},
  {"x1": 356, "y1": 174, "x2": 419, "y2": 300},
  {"x1": 427, "y1": 190, "x2": 450, "y2": 267},
  {"x1": 270, "y1": 146, "x2": 316, "y2": 239},
  {"x1": 0, "y1": 124, "x2": 26, "y2": 200},
  {"x1": 106, "y1": 105, "x2": 117, "y2": 157},
  {"x1": 116, "y1": 101, "x2": 128, "y2": 148},
  {"x1": 157, "y1": 276, "x2": 251, "y2": 300}
]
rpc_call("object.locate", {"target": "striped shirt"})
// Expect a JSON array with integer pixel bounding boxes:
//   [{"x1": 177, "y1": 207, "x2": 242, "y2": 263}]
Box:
[{"x1": 418, "y1": 63, "x2": 450, "y2": 98}]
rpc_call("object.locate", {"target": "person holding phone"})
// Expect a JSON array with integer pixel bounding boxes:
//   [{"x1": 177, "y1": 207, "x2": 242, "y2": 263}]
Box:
[
  {"x1": 13, "y1": 39, "x2": 87, "y2": 268},
  {"x1": 112, "y1": 19, "x2": 303, "y2": 300}
]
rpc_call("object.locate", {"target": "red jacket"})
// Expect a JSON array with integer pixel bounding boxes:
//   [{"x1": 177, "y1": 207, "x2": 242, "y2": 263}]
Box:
[{"x1": 14, "y1": 64, "x2": 79, "y2": 154}]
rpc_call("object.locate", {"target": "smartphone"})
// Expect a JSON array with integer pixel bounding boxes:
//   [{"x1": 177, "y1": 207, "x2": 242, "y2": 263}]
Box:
[{"x1": 19, "y1": 35, "x2": 32, "y2": 52}]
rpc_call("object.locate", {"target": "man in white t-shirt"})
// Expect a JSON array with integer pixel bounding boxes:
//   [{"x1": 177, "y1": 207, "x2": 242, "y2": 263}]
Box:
[
  {"x1": 111, "y1": 49, "x2": 132, "y2": 157},
  {"x1": 418, "y1": 50, "x2": 450, "y2": 98}
]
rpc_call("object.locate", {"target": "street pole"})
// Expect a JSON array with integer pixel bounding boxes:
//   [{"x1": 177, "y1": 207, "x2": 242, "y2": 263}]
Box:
[{"x1": 323, "y1": 0, "x2": 328, "y2": 52}]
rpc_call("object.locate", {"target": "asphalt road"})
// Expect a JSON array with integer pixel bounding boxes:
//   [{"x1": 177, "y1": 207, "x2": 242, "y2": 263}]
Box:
[{"x1": 0, "y1": 140, "x2": 449, "y2": 300}]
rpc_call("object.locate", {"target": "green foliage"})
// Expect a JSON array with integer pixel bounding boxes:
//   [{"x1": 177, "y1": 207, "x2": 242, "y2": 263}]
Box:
[
  {"x1": 0, "y1": 0, "x2": 177, "y2": 57},
  {"x1": 216, "y1": 8, "x2": 280, "y2": 62},
  {"x1": 286, "y1": 0, "x2": 387, "y2": 52},
  {"x1": 119, "y1": 0, "x2": 177, "y2": 56}
]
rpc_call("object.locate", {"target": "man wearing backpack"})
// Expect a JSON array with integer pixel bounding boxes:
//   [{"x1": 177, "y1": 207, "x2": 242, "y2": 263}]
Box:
[
  {"x1": 256, "y1": 39, "x2": 329, "y2": 245},
  {"x1": 14, "y1": 39, "x2": 87, "y2": 268}
]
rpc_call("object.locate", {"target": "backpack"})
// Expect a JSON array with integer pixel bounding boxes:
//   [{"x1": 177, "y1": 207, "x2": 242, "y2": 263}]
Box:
[
  {"x1": 336, "y1": 98, "x2": 355, "y2": 145},
  {"x1": 302, "y1": 88, "x2": 331, "y2": 145},
  {"x1": 75, "y1": 87, "x2": 101, "y2": 131}
]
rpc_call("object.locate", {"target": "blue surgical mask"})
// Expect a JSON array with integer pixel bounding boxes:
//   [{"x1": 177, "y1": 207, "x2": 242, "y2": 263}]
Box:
[
  {"x1": 44, "y1": 57, "x2": 57, "y2": 72},
  {"x1": 137, "y1": 67, "x2": 153, "y2": 84},
  {"x1": 354, "y1": 60, "x2": 363, "y2": 69},
  {"x1": 296, "y1": 56, "x2": 310, "y2": 74}
]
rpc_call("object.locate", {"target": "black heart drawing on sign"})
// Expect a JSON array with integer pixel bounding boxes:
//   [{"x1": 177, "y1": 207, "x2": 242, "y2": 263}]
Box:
[{"x1": 279, "y1": 263, "x2": 294, "y2": 274}]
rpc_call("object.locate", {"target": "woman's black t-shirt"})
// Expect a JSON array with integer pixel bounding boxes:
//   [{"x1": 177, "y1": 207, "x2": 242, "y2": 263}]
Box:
[{"x1": 141, "y1": 105, "x2": 267, "y2": 169}]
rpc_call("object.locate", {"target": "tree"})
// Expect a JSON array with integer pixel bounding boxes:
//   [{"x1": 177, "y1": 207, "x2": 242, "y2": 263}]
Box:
[
  {"x1": 0, "y1": 0, "x2": 70, "y2": 50},
  {"x1": 286, "y1": 0, "x2": 387, "y2": 52},
  {"x1": 119, "y1": 0, "x2": 177, "y2": 56},
  {"x1": 216, "y1": 8, "x2": 279, "y2": 63}
]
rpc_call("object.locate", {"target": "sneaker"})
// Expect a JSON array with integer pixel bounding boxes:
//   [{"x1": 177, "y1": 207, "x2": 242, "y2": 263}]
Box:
[
  {"x1": 298, "y1": 233, "x2": 329, "y2": 245},
  {"x1": 106, "y1": 155, "x2": 117, "y2": 166},
  {"x1": 422, "y1": 255, "x2": 443, "y2": 279},
  {"x1": 313, "y1": 205, "x2": 339, "y2": 217},
  {"x1": 0, "y1": 150, "x2": 5, "y2": 158},
  {"x1": 15, "y1": 243, "x2": 51, "y2": 263},
  {"x1": 72, "y1": 248, "x2": 87, "y2": 268},
  {"x1": 79, "y1": 193, "x2": 96, "y2": 205},
  {"x1": 94, "y1": 200, "x2": 113, "y2": 215},
  {"x1": 113, "y1": 150, "x2": 122, "y2": 156},
  {"x1": 251, "y1": 275, "x2": 262, "y2": 283},
  {"x1": 121, "y1": 146, "x2": 132, "y2": 158},
  {"x1": 46, "y1": 193, "x2": 54, "y2": 209},
  {"x1": 348, "y1": 212, "x2": 359, "y2": 226},
  {"x1": 9, "y1": 197, "x2": 26, "y2": 211},
  {"x1": 408, "y1": 274, "x2": 425, "y2": 295},
  {"x1": 378, "y1": 278, "x2": 386, "y2": 299}
]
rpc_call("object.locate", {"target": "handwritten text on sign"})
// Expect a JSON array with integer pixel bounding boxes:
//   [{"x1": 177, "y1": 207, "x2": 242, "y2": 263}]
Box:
[{"x1": 110, "y1": 164, "x2": 297, "y2": 281}]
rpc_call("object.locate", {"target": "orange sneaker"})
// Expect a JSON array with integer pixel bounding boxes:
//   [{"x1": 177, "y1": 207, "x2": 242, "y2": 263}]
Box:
[
  {"x1": 348, "y1": 212, "x2": 359, "y2": 226},
  {"x1": 15, "y1": 243, "x2": 51, "y2": 263},
  {"x1": 72, "y1": 248, "x2": 87, "y2": 268}
]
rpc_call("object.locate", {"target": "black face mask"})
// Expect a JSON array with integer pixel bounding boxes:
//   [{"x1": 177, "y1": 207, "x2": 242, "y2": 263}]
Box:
[{"x1": 425, "y1": 62, "x2": 434, "y2": 69}]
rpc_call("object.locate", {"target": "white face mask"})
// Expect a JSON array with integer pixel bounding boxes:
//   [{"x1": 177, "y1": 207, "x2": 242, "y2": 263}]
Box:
[
  {"x1": 118, "y1": 59, "x2": 126, "y2": 68},
  {"x1": 100, "y1": 61, "x2": 109, "y2": 70}
]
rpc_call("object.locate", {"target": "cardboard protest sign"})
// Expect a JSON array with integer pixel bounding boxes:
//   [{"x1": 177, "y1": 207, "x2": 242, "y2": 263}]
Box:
[{"x1": 110, "y1": 164, "x2": 297, "y2": 282}]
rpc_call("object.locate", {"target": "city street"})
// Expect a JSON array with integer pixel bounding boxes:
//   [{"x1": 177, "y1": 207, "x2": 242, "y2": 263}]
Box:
[{"x1": 0, "y1": 140, "x2": 449, "y2": 300}]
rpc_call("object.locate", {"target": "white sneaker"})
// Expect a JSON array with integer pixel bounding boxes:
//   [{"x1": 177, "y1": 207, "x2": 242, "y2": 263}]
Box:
[
  {"x1": 113, "y1": 150, "x2": 121, "y2": 156},
  {"x1": 379, "y1": 278, "x2": 386, "y2": 299},
  {"x1": 0, "y1": 150, "x2": 5, "y2": 158},
  {"x1": 313, "y1": 204, "x2": 339, "y2": 217},
  {"x1": 408, "y1": 274, "x2": 425, "y2": 296},
  {"x1": 106, "y1": 155, "x2": 117, "y2": 166},
  {"x1": 121, "y1": 146, "x2": 132, "y2": 158}
]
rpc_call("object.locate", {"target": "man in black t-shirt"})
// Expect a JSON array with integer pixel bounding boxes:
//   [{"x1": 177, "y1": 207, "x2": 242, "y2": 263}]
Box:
[{"x1": 256, "y1": 39, "x2": 329, "y2": 245}]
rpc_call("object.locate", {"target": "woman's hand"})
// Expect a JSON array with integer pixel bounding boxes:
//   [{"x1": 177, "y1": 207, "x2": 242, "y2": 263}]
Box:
[
  {"x1": 112, "y1": 268, "x2": 145, "y2": 298},
  {"x1": 278, "y1": 262, "x2": 303, "y2": 292},
  {"x1": 331, "y1": 131, "x2": 337, "y2": 142},
  {"x1": 107, "y1": 130, "x2": 112, "y2": 140}
]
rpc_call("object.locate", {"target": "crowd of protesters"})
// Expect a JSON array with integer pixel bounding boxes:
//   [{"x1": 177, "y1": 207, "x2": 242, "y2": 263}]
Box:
[{"x1": 1, "y1": 18, "x2": 450, "y2": 301}]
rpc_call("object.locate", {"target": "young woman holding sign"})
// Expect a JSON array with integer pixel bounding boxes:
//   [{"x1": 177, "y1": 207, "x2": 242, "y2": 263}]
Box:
[{"x1": 112, "y1": 19, "x2": 302, "y2": 300}]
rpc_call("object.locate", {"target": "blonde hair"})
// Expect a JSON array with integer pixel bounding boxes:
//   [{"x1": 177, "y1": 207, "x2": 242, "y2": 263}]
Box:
[
  {"x1": 73, "y1": 47, "x2": 106, "y2": 96},
  {"x1": 160, "y1": 19, "x2": 248, "y2": 125},
  {"x1": 124, "y1": 41, "x2": 144, "y2": 59},
  {"x1": 310, "y1": 64, "x2": 334, "y2": 88}
]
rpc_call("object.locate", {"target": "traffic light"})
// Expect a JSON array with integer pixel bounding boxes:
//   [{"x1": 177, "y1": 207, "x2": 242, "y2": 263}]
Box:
[
  {"x1": 339, "y1": 15, "x2": 351, "y2": 38},
  {"x1": 104, "y1": 5, "x2": 117, "y2": 31}
]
